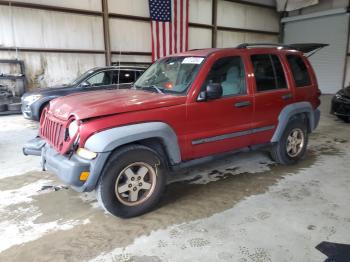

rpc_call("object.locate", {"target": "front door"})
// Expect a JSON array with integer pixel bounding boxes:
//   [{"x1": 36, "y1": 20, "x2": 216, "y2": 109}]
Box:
[
  {"x1": 83, "y1": 70, "x2": 116, "y2": 90},
  {"x1": 186, "y1": 55, "x2": 254, "y2": 159}
]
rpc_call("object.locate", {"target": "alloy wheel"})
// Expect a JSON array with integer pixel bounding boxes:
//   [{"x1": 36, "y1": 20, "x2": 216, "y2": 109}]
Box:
[
  {"x1": 115, "y1": 162, "x2": 157, "y2": 206},
  {"x1": 286, "y1": 128, "x2": 305, "y2": 157}
]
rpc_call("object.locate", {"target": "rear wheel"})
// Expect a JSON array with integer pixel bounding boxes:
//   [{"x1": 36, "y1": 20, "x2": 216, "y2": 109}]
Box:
[
  {"x1": 271, "y1": 118, "x2": 308, "y2": 165},
  {"x1": 96, "y1": 144, "x2": 167, "y2": 218}
]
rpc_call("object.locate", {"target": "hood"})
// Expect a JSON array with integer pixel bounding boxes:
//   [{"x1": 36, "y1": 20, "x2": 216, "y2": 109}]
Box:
[
  {"x1": 49, "y1": 89, "x2": 186, "y2": 120},
  {"x1": 23, "y1": 85, "x2": 73, "y2": 97}
]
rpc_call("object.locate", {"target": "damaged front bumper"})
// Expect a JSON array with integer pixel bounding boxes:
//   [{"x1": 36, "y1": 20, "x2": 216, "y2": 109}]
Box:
[{"x1": 23, "y1": 137, "x2": 110, "y2": 192}]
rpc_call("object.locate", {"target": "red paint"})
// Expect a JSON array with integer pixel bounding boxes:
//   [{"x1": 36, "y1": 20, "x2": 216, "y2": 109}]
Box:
[{"x1": 40, "y1": 47, "x2": 320, "y2": 161}]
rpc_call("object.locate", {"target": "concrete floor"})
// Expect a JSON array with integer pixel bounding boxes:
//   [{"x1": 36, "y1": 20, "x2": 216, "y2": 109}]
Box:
[{"x1": 0, "y1": 95, "x2": 349, "y2": 262}]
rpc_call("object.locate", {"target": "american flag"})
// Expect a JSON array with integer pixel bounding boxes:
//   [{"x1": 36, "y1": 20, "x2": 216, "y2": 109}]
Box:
[{"x1": 148, "y1": 0, "x2": 189, "y2": 61}]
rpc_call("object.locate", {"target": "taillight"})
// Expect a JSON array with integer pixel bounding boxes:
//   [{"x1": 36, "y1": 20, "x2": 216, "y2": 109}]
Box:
[
  {"x1": 316, "y1": 88, "x2": 322, "y2": 97},
  {"x1": 315, "y1": 88, "x2": 321, "y2": 108}
]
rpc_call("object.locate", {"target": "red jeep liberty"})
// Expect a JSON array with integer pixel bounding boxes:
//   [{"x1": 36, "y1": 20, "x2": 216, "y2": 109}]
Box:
[{"x1": 24, "y1": 43, "x2": 322, "y2": 218}]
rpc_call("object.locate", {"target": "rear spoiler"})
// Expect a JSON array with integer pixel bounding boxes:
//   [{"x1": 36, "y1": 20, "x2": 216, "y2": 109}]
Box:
[
  {"x1": 288, "y1": 43, "x2": 329, "y2": 57},
  {"x1": 237, "y1": 43, "x2": 329, "y2": 57}
]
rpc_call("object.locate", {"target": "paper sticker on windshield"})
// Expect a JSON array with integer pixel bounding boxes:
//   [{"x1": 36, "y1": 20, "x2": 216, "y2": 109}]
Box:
[{"x1": 182, "y1": 57, "x2": 204, "y2": 64}]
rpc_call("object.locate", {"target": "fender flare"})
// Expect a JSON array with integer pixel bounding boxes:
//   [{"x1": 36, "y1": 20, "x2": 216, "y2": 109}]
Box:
[
  {"x1": 271, "y1": 102, "x2": 319, "y2": 142},
  {"x1": 84, "y1": 121, "x2": 182, "y2": 165}
]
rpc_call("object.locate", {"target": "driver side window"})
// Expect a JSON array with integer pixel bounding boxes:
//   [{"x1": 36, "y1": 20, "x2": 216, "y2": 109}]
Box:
[
  {"x1": 202, "y1": 56, "x2": 246, "y2": 97},
  {"x1": 86, "y1": 71, "x2": 112, "y2": 87}
]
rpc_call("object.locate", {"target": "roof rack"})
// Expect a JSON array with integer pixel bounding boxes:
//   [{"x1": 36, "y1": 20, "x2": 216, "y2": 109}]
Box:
[{"x1": 236, "y1": 43, "x2": 293, "y2": 49}]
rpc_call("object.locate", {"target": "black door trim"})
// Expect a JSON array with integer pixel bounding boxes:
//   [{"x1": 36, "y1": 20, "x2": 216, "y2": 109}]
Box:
[{"x1": 192, "y1": 125, "x2": 275, "y2": 145}]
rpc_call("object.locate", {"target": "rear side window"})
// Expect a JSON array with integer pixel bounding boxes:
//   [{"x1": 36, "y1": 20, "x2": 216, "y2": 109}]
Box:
[
  {"x1": 114, "y1": 70, "x2": 135, "y2": 84},
  {"x1": 135, "y1": 70, "x2": 144, "y2": 80},
  {"x1": 251, "y1": 54, "x2": 287, "y2": 92},
  {"x1": 271, "y1": 55, "x2": 287, "y2": 89},
  {"x1": 286, "y1": 55, "x2": 311, "y2": 87}
]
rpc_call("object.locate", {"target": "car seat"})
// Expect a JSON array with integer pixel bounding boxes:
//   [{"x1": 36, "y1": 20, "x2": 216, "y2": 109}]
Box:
[{"x1": 221, "y1": 67, "x2": 241, "y2": 96}]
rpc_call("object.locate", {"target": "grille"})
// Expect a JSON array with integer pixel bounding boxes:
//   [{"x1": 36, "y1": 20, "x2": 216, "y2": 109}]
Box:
[{"x1": 40, "y1": 112, "x2": 65, "y2": 152}]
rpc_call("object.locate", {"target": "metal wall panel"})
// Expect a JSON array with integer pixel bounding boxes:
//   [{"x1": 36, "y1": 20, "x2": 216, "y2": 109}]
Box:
[
  {"x1": 108, "y1": 0, "x2": 149, "y2": 17},
  {"x1": 7, "y1": 0, "x2": 102, "y2": 11},
  {"x1": 0, "y1": 51, "x2": 105, "y2": 90},
  {"x1": 217, "y1": 0, "x2": 280, "y2": 32},
  {"x1": 284, "y1": 13, "x2": 349, "y2": 93},
  {"x1": 189, "y1": 27, "x2": 212, "y2": 49},
  {"x1": 0, "y1": 6, "x2": 104, "y2": 50},
  {"x1": 112, "y1": 54, "x2": 152, "y2": 64},
  {"x1": 189, "y1": 0, "x2": 212, "y2": 25},
  {"x1": 109, "y1": 19, "x2": 151, "y2": 52},
  {"x1": 216, "y1": 30, "x2": 278, "y2": 47}
]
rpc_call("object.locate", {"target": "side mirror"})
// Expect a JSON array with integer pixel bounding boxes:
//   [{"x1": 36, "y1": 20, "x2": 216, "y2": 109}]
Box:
[
  {"x1": 198, "y1": 83, "x2": 223, "y2": 101},
  {"x1": 80, "y1": 81, "x2": 90, "y2": 88}
]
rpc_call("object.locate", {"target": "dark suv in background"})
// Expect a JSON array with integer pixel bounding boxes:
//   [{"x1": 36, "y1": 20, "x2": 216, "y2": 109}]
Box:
[{"x1": 21, "y1": 65, "x2": 147, "y2": 121}]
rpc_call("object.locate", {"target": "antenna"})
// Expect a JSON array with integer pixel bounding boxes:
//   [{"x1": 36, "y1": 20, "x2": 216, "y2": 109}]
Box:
[{"x1": 117, "y1": 42, "x2": 121, "y2": 88}]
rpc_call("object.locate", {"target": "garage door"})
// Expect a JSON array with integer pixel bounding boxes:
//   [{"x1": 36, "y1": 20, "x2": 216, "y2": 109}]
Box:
[{"x1": 283, "y1": 11, "x2": 349, "y2": 94}]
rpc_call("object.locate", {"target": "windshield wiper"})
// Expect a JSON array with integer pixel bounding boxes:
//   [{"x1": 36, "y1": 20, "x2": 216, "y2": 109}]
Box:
[{"x1": 140, "y1": 85, "x2": 164, "y2": 94}]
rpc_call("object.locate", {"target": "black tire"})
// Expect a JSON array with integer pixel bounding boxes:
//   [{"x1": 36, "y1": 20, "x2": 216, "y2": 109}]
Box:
[
  {"x1": 270, "y1": 118, "x2": 308, "y2": 165},
  {"x1": 96, "y1": 144, "x2": 167, "y2": 218},
  {"x1": 336, "y1": 115, "x2": 350, "y2": 123}
]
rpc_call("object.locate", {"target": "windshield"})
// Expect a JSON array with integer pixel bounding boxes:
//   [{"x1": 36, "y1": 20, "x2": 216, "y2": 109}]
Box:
[
  {"x1": 69, "y1": 69, "x2": 95, "y2": 86},
  {"x1": 134, "y1": 56, "x2": 204, "y2": 94}
]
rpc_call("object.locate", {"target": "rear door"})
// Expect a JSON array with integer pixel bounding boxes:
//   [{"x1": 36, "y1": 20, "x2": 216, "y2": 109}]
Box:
[
  {"x1": 114, "y1": 70, "x2": 136, "y2": 85},
  {"x1": 249, "y1": 53, "x2": 293, "y2": 145}
]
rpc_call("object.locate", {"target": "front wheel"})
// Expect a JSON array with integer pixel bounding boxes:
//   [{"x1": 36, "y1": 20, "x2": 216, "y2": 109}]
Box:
[
  {"x1": 270, "y1": 118, "x2": 308, "y2": 165},
  {"x1": 96, "y1": 144, "x2": 167, "y2": 218}
]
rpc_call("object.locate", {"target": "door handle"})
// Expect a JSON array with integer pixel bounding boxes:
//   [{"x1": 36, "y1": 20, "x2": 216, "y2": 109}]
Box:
[
  {"x1": 235, "y1": 101, "x2": 251, "y2": 108},
  {"x1": 281, "y1": 93, "x2": 293, "y2": 100}
]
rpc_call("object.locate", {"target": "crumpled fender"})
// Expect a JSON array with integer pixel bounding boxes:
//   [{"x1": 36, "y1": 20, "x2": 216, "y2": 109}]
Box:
[{"x1": 84, "y1": 121, "x2": 181, "y2": 165}]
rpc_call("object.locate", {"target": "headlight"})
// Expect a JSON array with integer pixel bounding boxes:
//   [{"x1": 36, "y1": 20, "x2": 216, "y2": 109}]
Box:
[
  {"x1": 76, "y1": 148, "x2": 97, "y2": 160},
  {"x1": 68, "y1": 120, "x2": 79, "y2": 138},
  {"x1": 23, "y1": 94, "x2": 42, "y2": 105}
]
